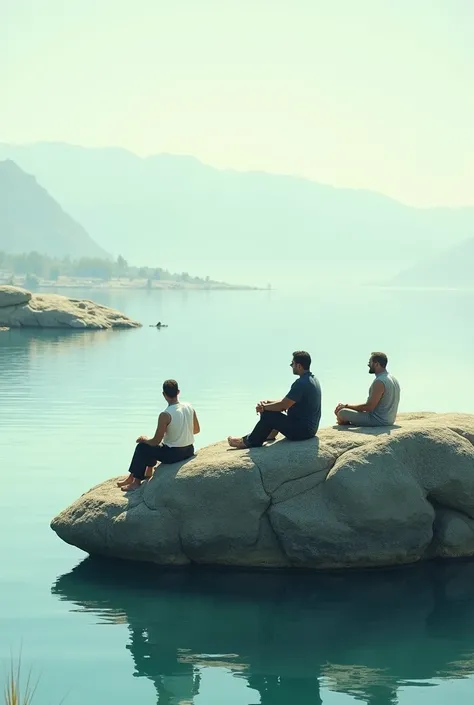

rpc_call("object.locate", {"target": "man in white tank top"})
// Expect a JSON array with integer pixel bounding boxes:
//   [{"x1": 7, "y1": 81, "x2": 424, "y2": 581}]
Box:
[{"x1": 118, "y1": 379, "x2": 200, "y2": 491}]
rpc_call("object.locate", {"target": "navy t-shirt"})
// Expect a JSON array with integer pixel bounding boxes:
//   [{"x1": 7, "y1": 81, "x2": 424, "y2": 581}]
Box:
[{"x1": 286, "y1": 371, "x2": 322, "y2": 434}]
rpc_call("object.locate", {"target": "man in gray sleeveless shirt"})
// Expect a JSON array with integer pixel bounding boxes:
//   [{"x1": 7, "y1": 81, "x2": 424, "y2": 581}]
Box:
[{"x1": 335, "y1": 352, "x2": 400, "y2": 427}]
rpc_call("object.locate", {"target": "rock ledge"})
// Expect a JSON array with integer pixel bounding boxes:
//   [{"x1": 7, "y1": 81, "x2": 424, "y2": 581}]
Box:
[
  {"x1": 0, "y1": 285, "x2": 140, "y2": 329},
  {"x1": 51, "y1": 412, "x2": 474, "y2": 569}
]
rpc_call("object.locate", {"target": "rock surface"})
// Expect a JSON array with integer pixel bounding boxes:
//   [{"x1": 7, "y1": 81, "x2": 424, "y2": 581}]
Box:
[
  {"x1": 0, "y1": 285, "x2": 32, "y2": 308},
  {"x1": 0, "y1": 286, "x2": 140, "y2": 329},
  {"x1": 51, "y1": 412, "x2": 474, "y2": 569}
]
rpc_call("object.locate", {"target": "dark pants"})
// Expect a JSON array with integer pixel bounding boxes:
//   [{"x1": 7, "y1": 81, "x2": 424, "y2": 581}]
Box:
[
  {"x1": 128, "y1": 442, "x2": 194, "y2": 480},
  {"x1": 244, "y1": 411, "x2": 315, "y2": 448}
]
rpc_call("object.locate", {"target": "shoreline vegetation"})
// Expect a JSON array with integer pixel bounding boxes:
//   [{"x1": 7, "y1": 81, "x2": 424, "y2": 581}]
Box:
[{"x1": 0, "y1": 251, "x2": 263, "y2": 291}]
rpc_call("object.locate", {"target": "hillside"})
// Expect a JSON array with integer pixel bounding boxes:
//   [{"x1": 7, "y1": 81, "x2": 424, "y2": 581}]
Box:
[
  {"x1": 0, "y1": 159, "x2": 108, "y2": 259},
  {"x1": 392, "y1": 237, "x2": 474, "y2": 288},
  {"x1": 1, "y1": 143, "x2": 473, "y2": 284}
]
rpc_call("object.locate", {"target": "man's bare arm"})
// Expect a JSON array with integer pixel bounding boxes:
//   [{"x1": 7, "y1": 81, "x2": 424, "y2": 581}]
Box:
[
  {"x1": 193, "y1": 410, "x2": 200, "y2": 434},
  {"x1": 337, "y1": 381, "x2": 385, "y2": 414},
  {"x1": 138, "y1": 412, "x2": 171, "y2": 446}
]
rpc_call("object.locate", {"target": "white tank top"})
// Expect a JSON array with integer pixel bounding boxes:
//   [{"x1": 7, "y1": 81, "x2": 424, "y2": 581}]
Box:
[{"x1": 164, "y1": 402, "x2": 195, "y2": 447}]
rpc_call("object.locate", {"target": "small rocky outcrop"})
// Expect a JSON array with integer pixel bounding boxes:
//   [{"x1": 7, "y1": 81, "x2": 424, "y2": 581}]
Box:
[
  {"x1": 51, "y1": 413, "x2": 474, "y2": 569},
  {"x1": 0, "y1": 285, "x2": 140, "y2": 329},
  {"x1": 0, "y1": 285, "x2": 32, "y2": 307}
]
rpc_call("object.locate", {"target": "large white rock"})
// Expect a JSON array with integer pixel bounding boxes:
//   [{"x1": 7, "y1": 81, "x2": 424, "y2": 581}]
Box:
[
  {"x1": 0, "y1": 287, "x2": 140, "y2": 329},
  {"x1": 51, "y1": 413, "x2": 474, "y2": 569},
  {"x1": 0, "y1": 285, "x2": 32, "y2": 308}
]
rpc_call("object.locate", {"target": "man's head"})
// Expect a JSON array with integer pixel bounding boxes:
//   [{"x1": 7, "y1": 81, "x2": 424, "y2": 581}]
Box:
[
  {"x1": 291, "y1": 350, "x2": 311, "y2": 376},
  {"x1": 368, "y1": 352, "x2": 388, "y2": 375},
  {"x1": 162, "y1": 379, "x2": 179, "y2": 401}
]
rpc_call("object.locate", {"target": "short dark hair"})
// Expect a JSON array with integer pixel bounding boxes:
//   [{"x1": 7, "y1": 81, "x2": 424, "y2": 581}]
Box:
[
  {"x1": 370, "y1": 352, "x2": 388, "y2": 368},
  {"x1": 292, "y1": 350, "x2": 311, "y2": 370},
  {"x1": 163, "y1": 379, "x2": 179, "y2": 397}
]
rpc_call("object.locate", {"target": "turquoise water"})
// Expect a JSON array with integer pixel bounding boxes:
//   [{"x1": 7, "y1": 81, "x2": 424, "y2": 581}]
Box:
[{"x1": 1, "y1": 287, "x2": 474, "y2": 705}]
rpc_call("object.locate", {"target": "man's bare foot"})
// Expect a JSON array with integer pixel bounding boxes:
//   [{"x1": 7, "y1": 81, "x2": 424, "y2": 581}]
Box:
[
  {"x1": 227, "y1": 436, "x2": 248, "y2": 449},
  {"x1": 266, "y1": 430, "x2": 278, "y2": 441},
  {"x1": 121, "y1": 479, "x2": 142, "y2": 492},
  {"x1": 145, "y1": 465, "x2": 155, "y2": 479},
  {"x1": 117, "y1": 474, "x2": 133, "y2": 487}
]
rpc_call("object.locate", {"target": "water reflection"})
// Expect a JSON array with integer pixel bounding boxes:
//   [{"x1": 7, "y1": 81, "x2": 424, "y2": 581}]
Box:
[
  {"x1": 0, "y1": 328, "x2": 132, "y2": 381},
  {"x1": 0, "y1": 327, "x2": 131, "y2": 353},
  {"x1": 52, "y1": 560, "x2": 474, "y2": 704}
]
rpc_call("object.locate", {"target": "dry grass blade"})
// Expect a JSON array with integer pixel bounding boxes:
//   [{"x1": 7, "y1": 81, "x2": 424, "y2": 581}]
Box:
[{"x1": 3, "y1": 656, "x2": 39, "y2": 705}]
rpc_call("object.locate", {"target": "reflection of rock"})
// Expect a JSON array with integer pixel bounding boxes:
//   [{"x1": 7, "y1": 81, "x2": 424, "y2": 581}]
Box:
[
  {"x1": 51, "y1": 413, "x2": 474, "y2": 569},
  {"x1": 52, "y1": 559, "x2": 474, "y2": 705},
  {"x1": 247, "y1": 675, "x2": 322, "y2": 705},
  {"x1": 0, "y1": 328, "x2": 131, "y2": 379},
  {"x1": 127, "y1": 626, "x2": 200, "y2": 705},
  {"x1": 0, "y1": 286, "x2": 140, "y2": 328}
]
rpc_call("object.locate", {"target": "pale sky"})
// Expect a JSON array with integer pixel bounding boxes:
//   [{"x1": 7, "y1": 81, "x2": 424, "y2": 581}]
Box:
[{"x1": 2, "y1": 0, "x2": 473, "y2": 206}]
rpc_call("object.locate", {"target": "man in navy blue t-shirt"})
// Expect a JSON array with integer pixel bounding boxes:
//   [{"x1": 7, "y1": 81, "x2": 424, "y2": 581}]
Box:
[{"x1": 228, "y1": 351, "x2": 322, "y2": 449}]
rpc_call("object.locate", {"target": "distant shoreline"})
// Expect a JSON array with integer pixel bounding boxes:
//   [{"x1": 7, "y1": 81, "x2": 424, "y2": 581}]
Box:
[{"x1": 0, "y1": 276, "x2": 264, "y2": 292}]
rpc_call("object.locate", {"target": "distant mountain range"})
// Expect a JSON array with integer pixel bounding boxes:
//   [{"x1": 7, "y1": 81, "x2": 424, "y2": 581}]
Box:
[
  {"x1": 391, "y1": 237, "x2": 474, "y2": 288},
  {"x1": 0, "y1": 143, "x2": 473, "y2": 284},
  {"x1": 0, "y1": 159, "x2": 108, "y2": 259}
]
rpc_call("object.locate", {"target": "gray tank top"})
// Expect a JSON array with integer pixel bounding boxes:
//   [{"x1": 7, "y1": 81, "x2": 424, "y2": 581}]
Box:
[{"x1": 370, "y1": 372, "x2": 400, "y2": 425}]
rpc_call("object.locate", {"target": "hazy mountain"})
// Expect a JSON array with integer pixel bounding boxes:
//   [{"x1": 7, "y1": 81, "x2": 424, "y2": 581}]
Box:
[
  {"x1": 1, "y1": 143, "x2": 473, "y2": 284},
  {"x1": 0, "y1": 159, "x2": 108, "y2": 259},
  {"x1": 392, "y1": 237, "x2": 474, "y2": 288}
]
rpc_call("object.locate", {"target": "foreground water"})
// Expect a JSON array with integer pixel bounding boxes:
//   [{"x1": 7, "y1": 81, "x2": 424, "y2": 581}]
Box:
[{"x1": 1, "y1": 286, "x2": 473, "y2": 704}]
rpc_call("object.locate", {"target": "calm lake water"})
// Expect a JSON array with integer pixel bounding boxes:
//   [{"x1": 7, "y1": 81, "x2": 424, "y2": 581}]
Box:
[{"x1": 1, "y1": 286, "x2": 474, "y2": 705}]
